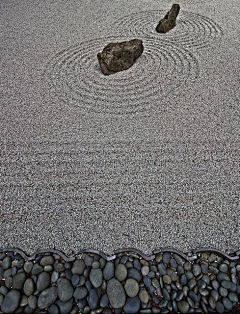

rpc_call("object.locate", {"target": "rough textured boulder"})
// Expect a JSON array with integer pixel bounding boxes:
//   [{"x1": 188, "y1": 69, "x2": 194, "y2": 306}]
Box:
[
  {"x1": 97, "y1": 39, "x2": 143, "y2": 75},
  {"x1": 156, "y1": 4, "x2": 180, "y2": 33}
]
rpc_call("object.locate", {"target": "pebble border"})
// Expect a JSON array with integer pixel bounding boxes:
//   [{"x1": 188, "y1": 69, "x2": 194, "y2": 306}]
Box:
[{"x1": 0, "y1": 248, "x2": 239, "y2": 314}]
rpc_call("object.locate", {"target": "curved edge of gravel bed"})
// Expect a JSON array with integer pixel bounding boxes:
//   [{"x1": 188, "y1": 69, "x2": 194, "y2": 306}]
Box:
[{"x1": 0, "y1": 247, "x2": 239, "y2": 314}]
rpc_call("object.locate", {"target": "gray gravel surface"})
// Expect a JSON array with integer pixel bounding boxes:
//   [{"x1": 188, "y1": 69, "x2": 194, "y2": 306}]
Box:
[{"x1": 0, "y1": 0, "x2": 239, "y2": 256}]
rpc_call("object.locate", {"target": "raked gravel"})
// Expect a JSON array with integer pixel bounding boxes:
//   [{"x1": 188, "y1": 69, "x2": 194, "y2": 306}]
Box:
[{"x1": 0, "y1": 0, "x2": 239, "y2": 256}]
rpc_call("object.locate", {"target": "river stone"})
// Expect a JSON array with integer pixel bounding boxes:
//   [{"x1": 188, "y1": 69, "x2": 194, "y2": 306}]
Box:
[
  {"x1": 88, "y1": 288, "x2": 99, "y2": 310},
  {"x1": 12, "y1": 272, "x2": 27, "y2": 290},
  {"x1": 3, "y1": 269, "x2": 12, "y2": 278},
  {"x1": 219, "y1": 287, "x2": 228, "y2": 297},
  {"x1": 222, "y1": 297, "x2": 233, "y2": 311},
  {"x1": 2, "y1": 257, "x2": 11, "y2": 270},
  {"x1": 219, "y1": 263, "x2": 228, "y2": 273},
  {"x1": 177, "y1": 300, "x2": 189, "y2": 313},
  {"x1": 139, "y1": 289, "x2": 149, "y2": 303},
  {"x1": 115, "y1": 263, "x2": 127, "y2": 281},
  {"x1": 157, "y1": 263, "x2": 167, "y2": 276},
  {"x1": 28, "y1": 295, "x2": 37, "y2": 309},
  {"x1": 56, "y1": 298, "x2": 73, "y2": 314},
  {"x1": 123, "y1": 296, "x2": 140, "y2": 314},
  {"x1": 57, "y1": 278, "x2": 74, "y2": 302},
  {"x1": 128, "y1": 268, "x2": 142, "y2": 282},
  {"x1": 32, "y1": 263, "x2": 44, "y2": 275},
  {"x1": 38, "y1": 286, "x2": 58, "y2": 309},
  {"x1": 97, "y1": 39, "x2": 144, "y2": 75},
  {"x1": 156, "y1": 4, "x2": 180, "y2": 33},
  {"x1": 90, "y1": 268, "x2": 102, "y2": 288},
  {"x1": 162, "y1": 252, "x2": 171, "y2": 264},
  {"x1": 0, "y1": 267, "x2": 3, "y2": 280},
  {"x1": 228, "y1": 292, "x2": 238, "y2": 303},
  {"x1": 141, "y1": 266, "x2": 150, "y2": 276},
  {"x1": 192, "y1": 264, "x2": 201, "y2": 277},
  {"x1": 209, "y1": 295, "x2": 216, "y2": 309},
  {"x1": 0, "y1": 286, "x2": 8, "y2": 296},
  {"x1": 107, "y1": 278, "x2": 126, "y2": 308},
  {"x1": 55, "y1": 263, "x2": 65, "y2": 273},
  {"x1": 1, "y1": 290, "x2": 21, "y2": 313},
  {"x1": 221, "y1": 280, "x2": 231, "y2": 290},
  {"x1": 100, "y1": 293, "x2": 109, "y2": 308},
  {"x1": 49, "y1": 304, "x2": 60, "y2": 314},
  {"x1": 24, "y1": 278, "x2": 35, "y2": 296},
  {"x1": 163, "y1": 275, "x2": 171, "y2": 284},
  {"x1": 103, "y1": 262, "x2": 114, "y2": 281},
  {"x1": 124, "y1": 279, "x2": 139, "y2": 297},
  {"x1": 51, "y1": 271, "x2": 59, "y2": 283},
  {"x1": 133, "y1": 258, "x2": 141, "y2": 271},
  {"x1": 40, "y1": 256, "x2": 55, "y2": 266},
  {"x1": 37, "y1": 272, "x2": 51, "y2": 291},
  {"x1": 217, "y1": 272, "x2": 230, "y2": 282},
  {"x1": 73, "y1": 287, "x2": 88, "y2": 299},
  {"x1": 173, "y1": 254, "x2": 184, "y2": 266},
  {"x1": 71, "y1": 260, "x2": 85, "y2": 275},
  {"x1": 71, "y1": 274, "x2": 80, "y2": 287},
  {"x1": 216, "y1": 301, "x2": 225, "y2": 314},
  {"x1": 5, "y1": 277, "x2": 12, "y2": 289}
]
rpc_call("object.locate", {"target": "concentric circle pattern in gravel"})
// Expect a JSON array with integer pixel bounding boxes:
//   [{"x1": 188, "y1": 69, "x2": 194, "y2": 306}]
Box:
[
  {"x1": 43, "y1": 37, "x2": 199, "y2": 115},
  {"x1": 113, "y1": 11, "x2": 223, "y2": 50},
  {"x1": 0, "y1": 249, "x2": 239, "y2": 313}
]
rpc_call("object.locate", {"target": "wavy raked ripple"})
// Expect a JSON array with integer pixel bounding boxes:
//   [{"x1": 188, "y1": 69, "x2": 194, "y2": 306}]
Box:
[
  {"x1": 44, "y1": 36, "x2": 199, "y2": 115},
  {"x1": 113, "y1": 10, "x2": 223, "y2": 50}
]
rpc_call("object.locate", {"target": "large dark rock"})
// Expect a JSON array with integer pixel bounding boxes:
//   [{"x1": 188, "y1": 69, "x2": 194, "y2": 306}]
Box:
[
  {"x1": 97, "y1": 39, "x2": 143, "y2": 75},
  {"x1": 156, "y1": 4, "x2": 180, "y2": 33}
]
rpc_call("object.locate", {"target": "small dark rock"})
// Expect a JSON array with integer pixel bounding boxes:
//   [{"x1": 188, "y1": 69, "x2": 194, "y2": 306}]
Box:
[
  {"x1": 156, "y1": 4, "x2": 180, "y2": 33},
  {"x1": 97, "y1": 39, "x2": 143, "y2": 75}
]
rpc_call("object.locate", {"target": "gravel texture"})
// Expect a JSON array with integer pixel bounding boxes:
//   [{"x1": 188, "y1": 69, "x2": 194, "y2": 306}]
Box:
[{"x1": 0, "y1": 0, "x2": 240, "y2": 256}]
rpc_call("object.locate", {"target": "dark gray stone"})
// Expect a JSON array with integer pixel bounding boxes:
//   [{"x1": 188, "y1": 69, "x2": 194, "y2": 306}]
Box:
[
  {"x1": 128, "y1": 267, "x2": 142, "y2": 282},
  {"x1": 40, "y1": 256, "x2": 55, "y2": 266},
  {"x1": 88, "y1": 288, "x2": 99, "y2": 310},
  {"x1": 97, "y1": 39, "x2": 143, "y2": 75},
  {"x1": 37, "y1": 272, "x2": 51, "y2": 291},
  {"x1": 23, "y1": 278, "x2": 35, "y2": 296},
  {"x1": 124, "y1": 278, "x2": 139, "y2": 297},
  {"x1": 71, "y1": 260, "x2": 86, "y2": 275},
  {"x1": 71, "y1": 274, "x2": 80, "y2": 287},
  {"x1": 162, "y1": 252, "x2": 171, "y2": 264},
  {"x1": 38, "y1": 286, "x2": 58, "y2": 309},
  {"x1": 103, "y1": 262, "x2": 114, "y2": 281},
  {"x1": 90, "y1": 268, "x2": 102, "y2": 288},
  {"x1": 216, "y1": 301, "x2": 225, "y2": 314},
  {"x1": 177, "y1": 300, "x2": 189, "y2": 313},
  {"x1": 1, "y1": 290, "x2": 21, "y2": 313},
  {"x1": 73, "y1": 287, "x2": 88, "y2": 300},
  {"x1": 28, "y1": 295, "x2": 37, "y2": 309},
  {"x1": 56, "y1": 298, "x2": 73, "y2": 314},
  {"x1": 2, "y1": 257, "x2": 11, "y2": 270},
  {"x1": 115, "y1": 263, "x2": 127, "y2": 282},
  {"x1": 32, "y1": 263, "x2": 44, "y2": 275},
  {"x1": 222, "y1": 297, "x2": 233, "y2": 311},
  {"x1": 156, "y1": 4, "x2": 180, "y2": 33},
  {"x1": 123, "y1": 296, "x2": 140, "y2": 314},
  {"x1": 12, "y1": 273, "x2": 27, "y2": 290},
  {"x1": 107, "y1": 278, "x2": 126, "y2": 308},
  {"x1": 192, "y1": 264, "x2": 201, "y2": 277},
  {"x1": 157, "y1": 263, "x2": 167, "y2": 276},
  {"x1": 49, "y1": 304, "x2": 60, "y2": 314},
  {"x1": 100, "y1": 293, "x2": 109, "y2": 308},
  {"x1": 57, "y1": 278, "x2": 74, "y2": 302}
]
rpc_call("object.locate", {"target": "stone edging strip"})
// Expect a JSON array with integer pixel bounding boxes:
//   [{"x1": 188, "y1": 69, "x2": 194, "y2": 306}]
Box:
[{"x1": 0, "y1": 247, "x2": 239, "y2": 313}]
